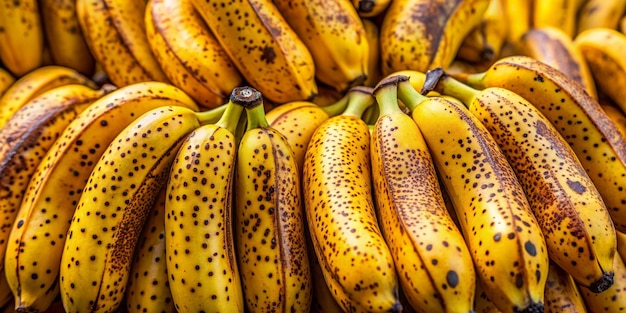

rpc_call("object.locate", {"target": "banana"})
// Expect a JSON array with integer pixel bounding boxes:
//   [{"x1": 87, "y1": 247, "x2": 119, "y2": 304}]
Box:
[
  {"x1": 456, "y1": 0, "x2": 508, "y2": 64},
  {"x1": 350, "y1": 0, "x2": 391, "y2": 17},
  {"x1": 309, "y1": 251, "x2": 345, "y2": 313},
  {"x1": 76, "y1": 0, "x2": 169, "y2": 87},
  {"x1": 522, "y1": 26, "x2": 598, "y2": 100},
  {"x1": 543, "y1": 262, "x2": 587, "y2": 313},
  {"x1": 618, "y1": 231, "x2": 626, "y2": 261},
  {"x1": 125, "y1": 186, "x2": 176, "y2": 313},
  {"x1": 0, "y1": 274, "x2": 11, "y2": 309},
  {"x1": 0, "y1": 0, "x2": 43, "y2": 76},
  {"x1": 577, "y1": 0, "x2": 626, "y2": 35},
  {"x1": 274, "y1": 0, "x2": 368, "y2": 92},
  {"x1": 302, "y1": 87, "x2": 402, "y2": 313},
  {"x1": 362, "y1": 18, "x2": 383, "y2": 87},
  {"x1": 145, "y1": 0, "x2": 243, "y2": 109},
  {"x1": 397, "y1": 77, "x2": 549, "y2": 313},
  {"x1": 532, "y1": 0, "x2": 586, "y2": 39},
  {"x1": 164, "y1": 92, "x2": 245, "y2": 313},
  {"x1": 600, "y1": 102, "x2": 626, "y2": 140},
  {"x1": 427, "y1": 71, "x2": 616, "y2": 293},
  {"x1": 460, "y1": 55, "x2": 626, "y2": 233},
  {"x1": 474, "y1": 280, "x2": 502, "y2": 313},
  {"x1": 190, "y1": 0, "x2": 317, "y2": 104},
  {"x1": 40, "y1": 0, "x2": 95, "y2": 77},
  {"x1": 0, "y1": 65, "x2": 96, "y2": 129},
  {"x1": 5, "y1": 82, "x2": 199, "y2": 313},
  {"x1": 579, "y1": 252, "x2": 626, "y2": 312},
  {"x1": 500, "y1": 0, "x2": 532, "y2": 51},
  {"x1": 380, "y1": 0, "x2": 490, "y2": 75},
  {"x1": 575, "y1": 28, "x2": 626, "y2": 113},
  {"x1": 310, "y1": 83, "x2": 344, "y2": 107},
  {"x1": 0, "y1": 68, "x2": 14, "y2": 97}
]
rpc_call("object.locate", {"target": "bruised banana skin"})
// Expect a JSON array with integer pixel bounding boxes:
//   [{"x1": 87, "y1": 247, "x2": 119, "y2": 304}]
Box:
[
  {"x1": 0, "y1": 0, "x2": 43, "y2": 76},
  {"x1": 579, "y1": 253, "x2": 626, "y2": 312},
  {"x1": 543, "y1": 263, "x2": 588, "y2": 313},
  {"x1": 60, "y1": 106, "x2": 202, "y2": 313}
]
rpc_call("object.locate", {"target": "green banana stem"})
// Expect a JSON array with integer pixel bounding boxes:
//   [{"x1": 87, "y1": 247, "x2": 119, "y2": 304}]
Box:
[
  {"x1": 320, "y1": 92, "x2": 350, "y2": 117},
  {"x1": 424, "y1": 69, "x2": 480, "y2": 107},
  {"x1": 214, "y1": 99, "x2": 245, "y2": 135},
  {"x1": 397, "y1": 77, "x2": 429, "y2": 113},
  {"x1": 244, "y1": 101, "x2": 269, "y2": 131},
  {"x1": 373, "y1": 75, "x2": 402, "y2": 117},
  {"x1": 455, "y1": 71, "x2": 488, "y2": 90},
  {"x1": 195, "y1": 102, "x2": 229, "y2": 125},
  {"x1": 362, "y1": 104, "x2": 380, "y2": 125},
  {"x1": 342, "y1": 86, "x2": 376, "y2": 118}
]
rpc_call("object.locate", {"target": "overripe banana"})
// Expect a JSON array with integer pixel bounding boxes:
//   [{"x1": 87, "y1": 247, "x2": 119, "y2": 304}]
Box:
[
  {"x1": 577, "y1": 0, "x2": 626, "y2": 34},
  {"x1": 165, "y1": 92, "x2": 245, "y2": 313},
  {"x1": 0, "y1": 0, "x2": 43, "y2": 76},
  {"x1": 145, "y1": 0, "x2": 243, "y2": 109},
  {"x1": 579, "y1": 253, "x2": 626, "y2": 312},
  {"x1": 190, "y1": 0, "x2": 317, "y2": 104},
  {"x1": 362, "y1": 19, "x2": 383, "y2": 87},
  {"x1": 0, "y1": 68, "x2": 14, "y2": 97},
  {"x1": 543, "y1": 262, "x2": 587, "y2": 313},
  {"x1": 397, "y1": 77, "x2": 549, "y2": 313},
  {"x1": 380, "y1": 0, "x2": 490, "y2": 75},
  {"x1": 532, "y1": 0, "x2": 587, "y2": 39},
  {"x1": 0, "y1": 65, "x2": 96, "y2": 128},
  {"x1": 460, "y1": 55, "x2": 626, "y2": 233},
  {"x1": 456, "y1": 0, "x2": 508, "y2": 64},
  {"x1": 302, "y1": 88, "x2": 402, "y2": 313},
  {"x1": 350, "y1": 0, "x2": 391, "y2": 17},
  {"x1": 76, "y1": 0, "x2": 169, "y2": 87},
  {"x1": 40, "y1": 0, "x2": 95, "y2": 76}
]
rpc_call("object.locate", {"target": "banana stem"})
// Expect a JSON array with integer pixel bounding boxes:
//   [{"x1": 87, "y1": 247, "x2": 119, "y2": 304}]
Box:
[
  {"x1": 215, "y1": 100, "x2": 245, "y2": 135},
  {"x1": 373, "y1": 75, "x2": 402, "y2": 117},
  {"x1": 455, "y1": 71, "x2": 488, "y2": 90},
  {"x1": 244, "y1": 102, "x2": 269, "y2": 131},
  {"x1": 342, "y1": 86, "x2": 376, "y2": 118},
  {"x1": 397, "y1": 78, "x2": 429, "y2": 113},
  {"x1": 320, "y1": 92, "x2": 350, "y2": 117},
  {"x1": 195, "y1": 102, "x2": 229, "y2": 125},
  {"x1": 422, "y1": 68, "x2": 480, "y2": 108}
]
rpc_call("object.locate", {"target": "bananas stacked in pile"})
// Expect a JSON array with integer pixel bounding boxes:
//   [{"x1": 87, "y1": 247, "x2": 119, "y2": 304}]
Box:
[{"x1": 2, "y1": 0, "x2": 626, "y2": 312}]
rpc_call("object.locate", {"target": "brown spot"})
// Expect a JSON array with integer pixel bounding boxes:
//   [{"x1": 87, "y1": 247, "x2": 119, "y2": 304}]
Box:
[
  {"x1": 261, "y1": 46, "x2": 277, "y2": 64},
  {"x1": 566, "y1": 179, "x2": 586, "y2": 194}
]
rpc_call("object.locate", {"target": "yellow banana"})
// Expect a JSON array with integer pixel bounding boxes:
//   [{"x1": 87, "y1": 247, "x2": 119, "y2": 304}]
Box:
[
  {"x1": 522, "y1": 26, "x2": 598, "y2": 100},
  {"x1": 370, "y1": 76, "x2": 476, "y2": 313},
  {"x1": 532, "y1": 0, "x2": 587, "y2": 39},
  {"x1": 309, "y1": 247, "x2": 344, "y2": 313},
  {"x1": 274, "y1": 0, "x2": 368, "y2": 92},
  {"x1": 190, "y1": 0, "x2": 317, "y2": 104},
  {"x1": 397, "y1": 77, "x2": 549, "y2": 313},
  {"x1": 456, "y1": 0, "x2": 508, "y2": 64},
  {"x1": 617, "y1": 231, "x2": 626, "y2": 261},
  {"x1": 350, "y1": 0, "x2": 391, "y2": 18},
  {"x1": 380, "y1": 0, "x2": 490, "y2": 75},
  {"x1": 40, "y1": 0, "x2": 95, "y2": 77},
  {"x1": 577, "y1": 0, "x2": 626, "y2": 34},
  {"x1": 460, "y1": 55, "x2": 626, "y2": 233},
  {"x1": 310, "y1": 83, "x2": 344, "y2": 106},
  {"x1": 6, "y1": 82, "x2": 199, "y2": 313},
  {"x1": 0, "y1": 0, "x2": 43, "y2": 76},
  {"x1": 601, "y1": 103, "x2": 626, "y2": 140},
  {"x1": 0, "y1": 65, "x2": 96, "y2": 128},
  {"x1": 474, "y1": 280, "x2": 503, "y2": 313},
  {"x1": 362, "y1": 18, "x2": 383, "y2": 87},
  {"x1": 500, "y1": 0, "x2": 532, "y2": 50},
  {"x1": 543, "y1": 262, "x2": 587, "y2": 313},
  {"x1": 125, "y1": 187, "x2": 176, "y2": 313},
  {"x1": 145, "y1": 0, "x2": 243, "y2": 109},
  {"x1": 428, "y1": 71, "x2": 616, "y2": 293},
  {"x1": 76, "y1": 0, "x2": 169, "y2": 87},
  {"x1": 0, "y1": 68, "x2": 14, "y2": 97},
  {"x1": 302, "y1": 89, "x2": 402, "y2": 313},
  {"x1": 165, "y1": 94, "x2": 245, "y2": 313},
  {"x1": 579, "y1": 253, "x2": 626, "y2": 312}
]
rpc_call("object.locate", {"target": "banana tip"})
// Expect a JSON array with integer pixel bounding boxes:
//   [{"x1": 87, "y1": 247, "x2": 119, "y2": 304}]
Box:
[
  {"x1": 588, "y1": 271, "x2": 615, "y2": 293},
  {"x1": 518, "y1": 301, "x2": 544, "y2": 313},
  {"x1": 391, "y1": 302, "x2": 403, "y2": 313}
]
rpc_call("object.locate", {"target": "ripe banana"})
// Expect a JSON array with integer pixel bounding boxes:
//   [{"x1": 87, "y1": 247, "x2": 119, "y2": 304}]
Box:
[
  {"x1": 0, "y1": 68, "x2": 14, "y2": 97},
  {"x1": 59, "y1": 104, "x2": 207, "y2": 313},
  {"x1": 543, "y1": 262, "x2": 587, "y2": 313},
  {"x1": 532, "y1": 0, "x2": 586, "y2": 39},
  {"x1": 371, "y1": 76, "x2": 476, "y2": 313},
  {"x1": 602, "y1": 102, "x2": 626, "y2": 140},
  {"x1": 456, "y1": 0, "x2": 508, "y2": 64},
  {"x1": 350, "y1": 0, "x2": 391, "y2": 17},
  {"x1": 474, "y1": 280, "x2": 502, "y2": 313},
  {"x1": 302, "y1": 88, "x2": 402, "y2": 313},
  {"x1": 397, "y1": 77, "x2": 549, "y2": 313},
  {"x1": 522, "y1": 26, "x2": 598, "y2": 100},
  {"x1": 362, "y1": 19, "x2": 383, "y2": 87},
  {"x1": 0, "y1": 0, "x2": 43, "y2": 76},
  {"x1": 165, "y1": 92, "x2": 245, "y2": 313},
  {"x1": 145, "y1": 0, "x2": 243, "y2": 109},
  {"x1": 0, "y1": 65, "x2": 96, "y2": 129},
  {"x1": 6, "y1": 82, "x2": 199, "y2": 313},
  {"x1": 380, "y1": 0, "x2": 490, "y2": 75},
  {"x1": 579, "y1": 253, "x2": 626, "y2": 312},
  {"x1": 125, "y1": 187, "x2": 176, "y2": 313},
  {"x1": 40, "y1": 0, "x2": 95, "y2": 76},
  {"x1": 577, "y1": 0, "x2": 626, "y2": 34},
  {"x1": 575, "y1": 28, "x2": 626, "y2": 113},
  {"x1": 274, "y1": 0, "x2": 368, "y2": 92},
  {"x1": 76, "y1": 0, "x2": 169, "y2": 87},
  {"x1": 460, "y1": 55, "x2": 626, "y2": 233},
  {"x1": 500, "y1": 0, "x2": 532, "y2": 50},
  {"x1": 190, "y1": 0, "x2": 317, "y2": 104}
]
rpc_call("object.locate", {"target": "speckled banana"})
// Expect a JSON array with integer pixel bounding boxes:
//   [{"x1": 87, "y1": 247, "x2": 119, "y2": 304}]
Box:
[
  {"x1": 350, "y1": 0, "x2": 391, "y2": 17},
  {"x1": 543, "y1": 262, "x2": 587, "y2": 313},
  {"x1": 460, "y1": 55, "x2": 626, "y2": 233},
  {"x1": 165, "y1": 92, "x2": 245, "y2": 313},
  {"x1": 76, "y1": 0, "x2": 169, "y2": 87},
  {"x1": 5, "y1": 82, "x2": 198, "y2": 313},
  {"x1": 522, "y1": 26, "x2": 598, "y2": 100},
  {"x1": 302, "y1": 88, "x2": 402, "y2": 313},
  {"x1": 125, "y1": 187, "x2": 176, "y2": 313},
  {"x1": 40, "y1": 0, "x2": 95, "y2": 76},
  {"x1": 362, "y1": 19, "x2": 383, "y2": 87},
  {"x1": 474, "y1": 280, "x2": 502, "y2": 313},
  {"x1": 59, "y1": 103, "x2": 216, "y2": 313},
  {"x1": 579, "y1": 253, "x2": 626, "y2": 312},
  {"x1": 0, "y1": 65, "x2": 96, "y2": 129},
  {"x1": 397, "y1": 78, "x2": 549, "y2": 313},
  {"x1": 274, "y1": 0, "x2": 368, "y2": 92},
  {"x1": 532, "y1": 0, "x2": 587, "y2": 39},
  {"x1": 371, "y1": 76, "x2": 476, "y2": 313},
  {"x1": 428, "y1": 71, "x2": 616, "y2": 293},
  {"x1": 0, "y1": 0, "x2": 43, "y2": 76},
  {"x1": 0, "y1": 68, "x2": 14, "y2": 97},
  {"x1": 190, "y1": 0, "x2": 317, "y2": 104},
  {"x1": 602, "y1": 103, "x2": 626, "y2": 140},
  {"x1": 145, "y1": 0, "x2": 243, "y2": 109},
  {"x1": 0, "y1": 273, "x2": 12, "y2": 309},
  {"x1": 457, "y1": 0, "x2": 508, "y2": 64},
  {"x1": 577, "y1": 0, "x2": 626, "y2": 35},
  {"x1": 380, "y1": 0, "x2": 490, "y2": 75}
]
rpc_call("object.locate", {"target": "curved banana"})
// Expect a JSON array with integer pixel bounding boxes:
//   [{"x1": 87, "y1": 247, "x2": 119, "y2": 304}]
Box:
[
  {"x1": 190, "y1": 0, "x2": 317, "y2": 104},
  {"x1": 350, "y1": 0, "x2": 391, "y2": 18},
  {"x1": 0, "y1": 0, "x2": 43, "y2": 76},
  {"x1": 500, "y1": 0, "x2": 532, "y2": 50},
  {"x1": 543, "y1": 262, "x2": 587, "y2": 313},
  {"x1": 302, "y1": 89, "x2": 402, "y2": 313},
  {"x1": 371, "y1": 77, "x2": 476, "y2": 313},
  {"x1": 601, "y1": 103, "x2": 626, "y2": 140},
  {"x1": 457, "y1": 0, "x2": 508, "y2": 64},
  {"x1": 577, "y1": 0, "x2": 626, "y2": 35},
  {"x1": 362, "y1": 19, "x2": 383, "y2": 87},
  {"x1": 522, "y1": 26, "x2": 598, "y2": 100},
  {"x1": 40, "y1": 0, "x2": 95, "y2": 76},
  {"x1": 532, "y1": 0, "x2": 587, "y2": 39},
  {"x1": 579, "y1": 253, "x2": 626, "y2": 312},
  {"x1": 461, "y1": 55, "x2": 626, "y2": 233},
  {"x1": 0, "y1": 68, "x2": 14, "y2": 97},
  {"x1": 125, "y1": 188, "x2": 176, "y2": 313},
  {"x1": 380, "y1": 0, "x2": 490, "y2": 75},
  {"x1": 274, "y1": 0, "x2": 368, "y2": 92},
  {"x1": 145, "y1": 0, "x2": 243, "y2": 109},
  {"x1": 76, "y1": 0, "x2": 169, "y2": 87},
  {"x1": 6, "y1": 82, "x2": 199, "y2": 313},
  {"x1": 0, "y1": 65, "x2": 96, "y2": 128},
  {"x1": 397, "y1": 78, "x2": 549, "y2": 313}
]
